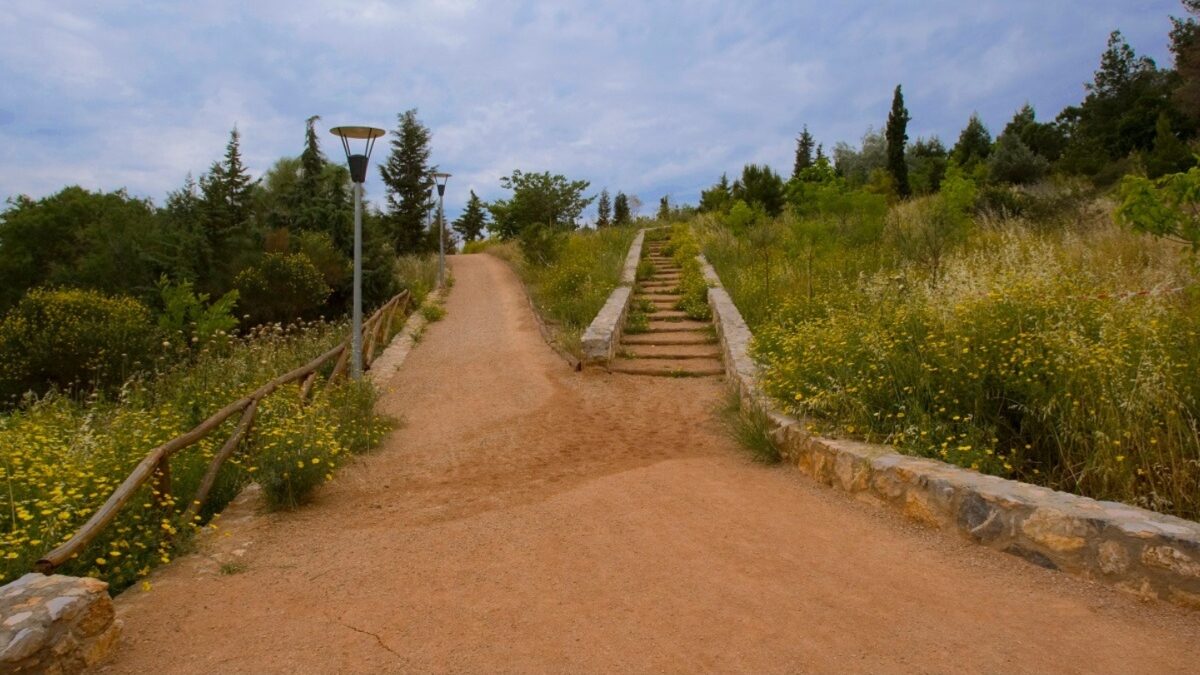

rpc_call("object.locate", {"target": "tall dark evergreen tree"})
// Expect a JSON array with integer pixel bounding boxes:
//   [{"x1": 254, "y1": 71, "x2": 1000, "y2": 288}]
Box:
[
  {"x1": 731, "y1": 164, "x2": 785, "y2": 216},
  {"x1": 613, "y1": 192, "x2": 631, "y2": 225},
  {"x1": 198, "y1": 127, "x2": 258, "y2": 292},
  {"x1": 452, "y1": 190, "x2": 489, "y2": 242},
  {"x1": 815, "y1": 144, "x2": 827, "y2": 164},
  {"x1": 885, "y1": 85, "x2": 911, "y2": 198},
  {"x1": 596, "y1": 189, "x2": 612, "y2": 228},
  {"x1": 793, "y1": 126, "x2": 816, "y2": 179},
  {"x1": 298, "y1": 115, "x2": 325, "y2": 198},
  {"x1": 658, "y1": 195, "x2": 670, "y2": 220},
  {"x1": 379, "y1": 109, "x2": 436, "y2": 255}
]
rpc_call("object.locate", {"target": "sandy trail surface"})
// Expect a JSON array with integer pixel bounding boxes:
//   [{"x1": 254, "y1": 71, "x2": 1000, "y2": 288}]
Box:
[{"x1": 103, "y1": 253, "x2": 1200, "y2": 674}]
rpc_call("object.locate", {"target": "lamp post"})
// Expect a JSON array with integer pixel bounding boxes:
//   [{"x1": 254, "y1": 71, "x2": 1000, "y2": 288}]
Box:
[
  {"x1": 330, "y1": 125, "x2": 385, "y2": 380},
  {"x1": 432, "y1": 172, "x2": 451, "y2": 287}
]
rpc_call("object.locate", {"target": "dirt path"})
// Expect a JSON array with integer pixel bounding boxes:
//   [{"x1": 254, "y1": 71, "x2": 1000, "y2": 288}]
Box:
[{"x1": 103, "y1": 253, "x2": 1199, "y2": 674}]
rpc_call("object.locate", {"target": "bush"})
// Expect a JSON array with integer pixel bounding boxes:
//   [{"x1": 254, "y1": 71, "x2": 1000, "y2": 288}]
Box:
[
  {"x1": 233, "y1": 252, "x2": 331, "y2": 326},
  {"x1": 0, "y1": 318, "x2": 391, "y2": 589},
  {"x1": 0, "y1": 288, "x2": 158, "y2": 403},
  {"x1": 156, "y1": 277, "x2": 239, "y2": 352}
]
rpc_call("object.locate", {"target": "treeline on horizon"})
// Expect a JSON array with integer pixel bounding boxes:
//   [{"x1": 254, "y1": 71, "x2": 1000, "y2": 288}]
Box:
[{"x1": 686, "y1": 9, "x2": 1198, "y2": 219}]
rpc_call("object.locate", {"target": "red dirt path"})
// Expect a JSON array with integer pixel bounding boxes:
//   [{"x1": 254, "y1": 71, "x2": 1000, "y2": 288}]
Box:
[{"x1": 101, "y1": 253, "x2": 1200, "y2": 674}]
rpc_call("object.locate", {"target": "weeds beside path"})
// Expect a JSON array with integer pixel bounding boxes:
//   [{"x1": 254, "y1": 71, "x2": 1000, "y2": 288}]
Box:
[{"x1": 105, "y1": 254, "x2": 1200, "y2": 674}]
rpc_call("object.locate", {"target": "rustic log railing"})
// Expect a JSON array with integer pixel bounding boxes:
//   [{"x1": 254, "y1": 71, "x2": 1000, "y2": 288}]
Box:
[{"x1": 35, "y1": 290, "x2": 412, "y2": 574}]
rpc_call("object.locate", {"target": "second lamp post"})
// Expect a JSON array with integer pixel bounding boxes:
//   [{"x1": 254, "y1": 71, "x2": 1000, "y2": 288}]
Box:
[{"x1": 432, "y1": 172, "x2": 451, "y2": 287}]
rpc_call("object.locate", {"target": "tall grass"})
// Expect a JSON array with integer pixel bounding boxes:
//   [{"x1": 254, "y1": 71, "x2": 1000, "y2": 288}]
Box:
[
  {"x1": 396, "y1": 254, "x2": 441, "y2": 307},
  {"x1": 700, "y1": 192, "x2": 1200, "y2": 520},
  {"x1": 0, "y1": 319, "x2": 391, "y2": 590},
  {"x1": 474, "y1": 227, "x2": 638, "y2": 356}
]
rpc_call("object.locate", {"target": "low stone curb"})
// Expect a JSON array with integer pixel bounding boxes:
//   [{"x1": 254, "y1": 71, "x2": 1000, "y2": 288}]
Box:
[
  {"x1": 368, "y1": 287, "x2": 446, "y2": 387},
  {"x1": 698, "y1": 253, "x2": 1200, "y2": 610},
  {"x1": 581, "y1": 228, "x2": 647, "y2": 366},
  {"x1": 0, "y1": 574, "x2": 121, "y2": 673}
]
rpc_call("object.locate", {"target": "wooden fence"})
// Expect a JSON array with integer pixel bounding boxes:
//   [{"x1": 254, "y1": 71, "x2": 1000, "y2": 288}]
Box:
[{"x1": 35, "y1": 291, "x2": 412, "y2": 574}]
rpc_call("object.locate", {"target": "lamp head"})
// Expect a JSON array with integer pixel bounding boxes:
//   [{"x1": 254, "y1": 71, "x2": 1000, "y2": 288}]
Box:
[
  {"x1": 432, "y1": 171, "x2": 451, "y2": 196},
  {"x1": 330, "y1": 126, "x2": 385, "y2": 183}
]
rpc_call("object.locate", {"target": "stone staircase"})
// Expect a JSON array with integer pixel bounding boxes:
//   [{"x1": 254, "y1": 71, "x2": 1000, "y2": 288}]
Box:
[{"x1": 608, "y1": 241, "x2": 724, "y2": 377}]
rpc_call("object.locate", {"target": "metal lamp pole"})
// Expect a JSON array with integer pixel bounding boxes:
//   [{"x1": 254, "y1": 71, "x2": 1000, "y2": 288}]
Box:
[
  {"x1": 432, "y1": 172, "x2": 451, "y2": 287},
  {"x1": 331, "y1": 125, "x2": 385, "y2": 380}
]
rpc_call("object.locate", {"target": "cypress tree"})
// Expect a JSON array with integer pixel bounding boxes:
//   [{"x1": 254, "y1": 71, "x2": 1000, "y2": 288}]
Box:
[
  {"x1": 596, "y1": 189, "x2": 612, "y2": 228},
  {"x1": 658, "y1": 195, "x2": 670, "y2": 220},
  {"x1": 379, "y1": 109, "x2": 436, "y2": 255},
  {"x1": 885, "y1": 85, "x2": 911, "y2": 198},
  {"x1": 793, "y1": 126, "x2": 816, "y2": 179}
]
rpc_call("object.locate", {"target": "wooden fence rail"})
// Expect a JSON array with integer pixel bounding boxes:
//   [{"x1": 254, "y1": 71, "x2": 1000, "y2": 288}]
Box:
[{"x1": 35, "y1": 290, "x2": 412, "y2": 574}]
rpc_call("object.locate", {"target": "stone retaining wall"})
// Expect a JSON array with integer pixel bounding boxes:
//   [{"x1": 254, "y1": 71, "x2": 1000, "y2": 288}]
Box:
[
  {"x1": 581, "y1": 229, "x2": 647, "y2": 366},
  {"x1": 0, "y1": 574, "x2": 121, "y2": 673},
  {"x1": 698, "y1": 254, "x2": 1200, "y2": 610}
]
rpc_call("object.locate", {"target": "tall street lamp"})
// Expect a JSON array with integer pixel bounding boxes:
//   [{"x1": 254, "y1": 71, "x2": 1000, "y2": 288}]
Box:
[
  {"x1": 432, "y1": 172, "x2": 451, "y2": 287},
  {"x1": 330, "y1": 125, "x2": 385, "y2": 380}
]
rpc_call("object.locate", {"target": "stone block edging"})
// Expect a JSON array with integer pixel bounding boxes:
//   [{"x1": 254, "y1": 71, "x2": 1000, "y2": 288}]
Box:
[
  {"x1": 368, "y1": 287, "x2": 446, "y2": 386},
  {"x1": 698, "y1": 253, "x2": 1200, "y2": 610},
  {"x1": 0, "y1": 573, "x2": 121, "y2": 673},
  {"x1": 581, "y1": 228, "x2": 647, "y2": 366}
]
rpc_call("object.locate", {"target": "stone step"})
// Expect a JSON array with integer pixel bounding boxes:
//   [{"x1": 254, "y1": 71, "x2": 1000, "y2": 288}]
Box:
[
  {"x1": 648, "y1": 309, "x2": 690, "y2": 320},
  {"x1": 640, "y1": 285, "x2": 679, "y2": 293},
  {"x1": 645, "y1": 320, "x2": 709, "y2": 332},
  {"x1": 622, "y1": 343, "x2": 723, "y2": 359},
  {"x1": 609, "y1": 358, "x2": 724, "y2": 377},
  {"x1": 638, "y1": 293, "x2": 682, "y2": 301},
  {"x1": 623, "y1": 331, "x2": 716, "y2": 346},
  {"x1": 645, "y1": 298, "x2": 679, "y2": 308}
]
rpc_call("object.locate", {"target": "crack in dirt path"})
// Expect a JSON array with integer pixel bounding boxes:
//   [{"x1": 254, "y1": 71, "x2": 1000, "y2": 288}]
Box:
[{"x1": 102, "y1": 253, "x2": 1200, "y2": 674}]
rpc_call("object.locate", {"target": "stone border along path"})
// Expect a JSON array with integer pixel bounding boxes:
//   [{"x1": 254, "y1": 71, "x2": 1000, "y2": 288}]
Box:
[
  {"x1": 581, "y1": 228, "x2": 646, "y2": 366},
  {"x1": 698, "y1": 252, "x2": 1200, "y2": 610},
  {"x1": 608, "y1": 237, "x2": 724, "y2": 377}
]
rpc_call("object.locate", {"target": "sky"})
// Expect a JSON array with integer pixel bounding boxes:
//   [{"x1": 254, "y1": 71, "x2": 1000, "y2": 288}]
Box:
[{"x1": 0, "y1": 0, "x2": 1186, "y2": 221}]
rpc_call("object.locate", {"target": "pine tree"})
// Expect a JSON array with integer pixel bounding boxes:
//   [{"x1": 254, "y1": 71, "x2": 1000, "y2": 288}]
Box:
[
  {"x1": 596, "y1": 189, "x2": 612, "y2": 228},
  {"x1": 197, "y1": 127, "x2": 258, "y2": 294},
  {"x1": 952, "y1": 113, "x2": 993, "y2": 171},
  {"x1": 299, "y1": 115, "x2": 325, "y2": 196},
  {"x1": 613, "y1": 192, "x2": 631, "y2": 225},
  {"x1": 452, "y1": 190, "x2": 489, "y2": 242},
  {"x1": 885, "y1": 85, "x2": 911, "y2": 198},
  {"x1": 793, "y1": 126, "x2": 816, "y2": 179},
  {"x1": 815, "y1": 144, "x2": 827, "y2": 164},
  {"x1": 699, "y1": 174, "x2": 733, "y2": 212},
  {"x1": 379, "y1": 109, "x2": 435, "y2": 255},
  {"x1": 1146, "y1": 111, "x2": 1194, "y2": 177},
  {"x1": 658, "y1": 195, "x2": 670, "y2": 220}
]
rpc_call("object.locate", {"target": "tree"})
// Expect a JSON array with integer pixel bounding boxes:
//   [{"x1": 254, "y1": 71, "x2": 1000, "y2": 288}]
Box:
[
  {"x1": 699, "y1": 174, "x2": 732, "y2": 213},
  {"x1": 1171, "y1": 1, "x2": 1200, "y2": 120},
  {"x1": 0, "y1": 187, "x2": 166, "y2": 311},
  {"x1": 198, "y1": 127, "x2": 258, "y2": 284},
  {"x1": 657, "y1": 195, "x2": 670, "y2": 220},
  {"x1": 793, "y1": 126, "x2": 816, "y2": 179},
  {"x1": 613, "y1": 192, "x2": 631, "y2": 225},
  {"x1": 952, "y1": 114, "x2": 992, "y2": 172},
  {"x1": 1057, "y1": 31, "x2": 1178, "y2": 176},
  {"x1": 833, "y1": 128, "x2": 887, "y2": 186},
  {"x1": 907, "y1": 137, "x2": 948, "y2": 194},
  {"x1": 487, "y1": 170, "x2": 594, "y2": 239},
  {"x1": 596, "y1": 189, "x2": 612, "y2": 227},
  {"x1": 885, "y1": 85, "x2": 911, "y2": 197},
  {"x1": 988, "y1": 133, "x2": 1049, "y2": 184},
  {"x1": 452, "y1": 190, "x2": 489, "y2": 242},
  {"x1": 1002, "y1": 104, "x2": 1068, "y2": 163},
  {"x1": 1117, "y1": 161, "x2": 1200, "y2": 251},
  {"x1": 379, "y1": 109, "x2": 436, "y2": 255},
  {"x1": 732, "y1": 164, "x2": 785, "y2": 216}
]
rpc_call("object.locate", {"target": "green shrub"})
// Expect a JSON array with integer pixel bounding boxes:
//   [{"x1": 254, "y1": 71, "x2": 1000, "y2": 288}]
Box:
[
  {"x1": 668, "y1": 225, "x2": 711, "y2": 320},
  {"x1": 0, "y1": 288, "x2": 158, "y2": 403},
  {"x1": 156, "y1": 277, "x2": 239, "y2": 352},
  {"x1": 396, "y1": 254, "x2": 440, "y2": 307},
  {"x1": 233, "y1": 252, "x2": 331, "y2": 326}
]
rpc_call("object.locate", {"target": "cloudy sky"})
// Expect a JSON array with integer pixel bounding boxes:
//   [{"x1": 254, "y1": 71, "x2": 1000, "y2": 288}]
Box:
[{"x1": 0, "y1": 0, "x2": 1185, "y2": 219}]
